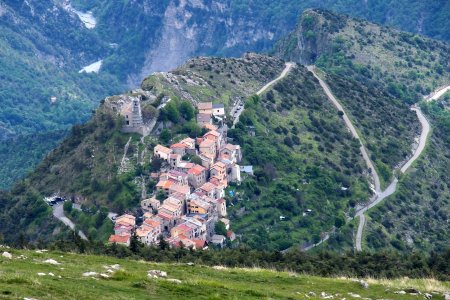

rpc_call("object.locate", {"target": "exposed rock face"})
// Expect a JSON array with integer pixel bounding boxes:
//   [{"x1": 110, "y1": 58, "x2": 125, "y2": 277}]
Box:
[
  {"x1": 274, "y1": 9, "x2": 347, "y2": 65},
  {"x1": 95, "y1": 0, "x2": 280, "y2": 86}
]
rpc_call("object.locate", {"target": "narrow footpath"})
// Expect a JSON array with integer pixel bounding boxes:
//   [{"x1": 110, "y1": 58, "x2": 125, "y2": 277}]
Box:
[{"x1": 308, "y1": 66, "x2": 435, "y2": 252}]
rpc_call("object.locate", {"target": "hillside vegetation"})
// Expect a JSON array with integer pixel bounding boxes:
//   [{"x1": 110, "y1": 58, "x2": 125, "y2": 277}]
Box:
[
  {"x1": 275, "y1": 9, "x2": 450, "y2": 252},
  {"x1": 364, "y1": 101, "x2": 450, "y2": 253},
  {"x1": 0, "y1": 1, "x2": 123, "y2": 189},
  {"x1": 0, "y1": 247, "x2": 448, "y2": 299},
  {"x1": 0, "y1": 54, "x2": 372, "y2": 251}
]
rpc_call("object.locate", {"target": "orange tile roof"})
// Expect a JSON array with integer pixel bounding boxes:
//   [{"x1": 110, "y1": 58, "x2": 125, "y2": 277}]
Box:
[
  {"x1": 169, "y1": 184, "x2": 191, "y2": 195},
  {"x1": 188, "y1": 164, "x2": 206, "y2": 175},
  {"x1": 200, "y1": 182, "x2": 216, "y2": 193},
  {"x1": 193, "y1": 239, "x2": 207, "y2": 249},
  {"x1": 170, "y1": 143, "x2": 187, "y2": 149},
  {"x1": 156, "y1": 180, "x2": 173, "y2": 189},
  {"x1": 204, "y1": 130, "x2": 221, "y2": 138},
  {"x1": 200, "y1": 140, "x2": 215, "y2": 148},
  {"x1": 155, "y1": 144, "x2": 172, "y2": 154},
  {"x1": 143, "y1": 219, "x2": 161, "y2": 228},
  {"x1": 203, "y1": 124, "x2": 217, "y2": 131},
  {"x1": 158, "y1": 212, "x2": 175, "y2": 220},
  {"x1": 109, "y1": 234, "x2": 131, "y2": 244}
]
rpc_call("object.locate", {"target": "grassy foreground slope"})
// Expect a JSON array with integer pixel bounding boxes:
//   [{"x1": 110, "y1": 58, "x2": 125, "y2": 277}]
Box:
[{"x1": 0, "y1": 247, "x2": 448, "y2": 299}]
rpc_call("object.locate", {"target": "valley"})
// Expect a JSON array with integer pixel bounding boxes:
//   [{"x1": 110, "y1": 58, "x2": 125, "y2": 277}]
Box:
[{"x1": 0, "y1": 4, "x2": 448, "y2": 257}]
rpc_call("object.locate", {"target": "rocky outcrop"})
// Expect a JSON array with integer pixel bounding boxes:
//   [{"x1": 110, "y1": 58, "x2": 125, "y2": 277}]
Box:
[{"x1": 274, "y1": 9, "x2": 347, "y2": 65}]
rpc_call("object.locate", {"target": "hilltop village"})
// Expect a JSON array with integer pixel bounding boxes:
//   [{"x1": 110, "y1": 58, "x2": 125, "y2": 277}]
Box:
[{"x1": 108, "y1": 100, "x2": 242, "y2": 249}]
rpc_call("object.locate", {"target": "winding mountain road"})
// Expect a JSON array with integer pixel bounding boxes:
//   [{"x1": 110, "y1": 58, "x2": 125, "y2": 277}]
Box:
[
  {"x1": 427, "y1": 85, "x2": 450, "y2": 102},
  {"x1": 308, "y1": 66, "x2": 436, "y2": 252},
  {"x1": 232, "y1": 62, "x2": 295, "y2": 128},
  {"x1": 307, "y1": 66, "x2": 381, "y2": 194},
  {"x1": 53, "y1": 203, "x2": 88, "y2": 241}
]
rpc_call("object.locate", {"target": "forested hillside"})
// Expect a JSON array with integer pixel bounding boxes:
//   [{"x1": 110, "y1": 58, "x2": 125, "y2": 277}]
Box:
[
  {"x1": 275, "y1": 9, "x2": 450, "y2": 253},
  {"x1": 70, "y1": 0, "x2": 450, "y2": 86},
  {"x1": 2, "y1": 0, "x2": 450, "y2": 189},
  {"x1": 0, "y1": 0, "x2": 122, "y2": 188},
  {"x1": 0, "y1": 54, "x2": 372, "y2": 251}
]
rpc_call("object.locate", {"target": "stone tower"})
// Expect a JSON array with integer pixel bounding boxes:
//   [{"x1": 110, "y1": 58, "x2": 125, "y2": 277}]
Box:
[{"x1": 121, "y1": 97, "x2": 146, "y2": 135}]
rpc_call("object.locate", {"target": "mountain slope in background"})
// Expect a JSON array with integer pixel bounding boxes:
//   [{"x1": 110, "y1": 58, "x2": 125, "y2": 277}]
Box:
[
  {"x1": 275, "y1": 9, "x2": 450, "y2": 252},
  {"x1": 71, "y1": 0, "x2": 450, "y2": 85},
  {"x1": 0, "y1": 54, "x2": 373, "y2": 251},
  {"x1": 0, "y1": 0, "x2": 123, "y2": 188},
  {"x1": 1, "y1": 0, "x2": 450, "y2": 189}
]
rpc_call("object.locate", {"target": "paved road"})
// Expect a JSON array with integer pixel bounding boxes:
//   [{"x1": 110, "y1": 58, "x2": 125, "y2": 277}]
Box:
[
  {"x1": 355, "y1": 178, "x2": 398, "y2": 251},
  {"x1": 256, "y1": 62, "x2": 295, "y2": 96},
  {"x1": 232, "y1": 62, "x2": 295, "y2": 128},
  {"x1": 308, "y1": 65, "x2": 436, "y2": 252},
  {"x1": 400, "y1": 107, "x2": 430, "y2": 173},
  {"x1": 53, "y1": 203, "x2": 88, "y2": 240},
  {"x1": 354, "y1": 95, "x2": 436, "y2": 250},
  {"x1": 308, "y1": 66, "x2": 381, "y2": 194},
  {"x1": 427, "y1": 85, "x2": 450, "y2": 102}
]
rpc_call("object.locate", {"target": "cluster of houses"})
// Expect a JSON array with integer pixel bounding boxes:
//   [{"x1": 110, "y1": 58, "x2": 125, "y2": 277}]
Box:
[{"x1": 108, "y1": 102, "x2": 240, "y2": 250}]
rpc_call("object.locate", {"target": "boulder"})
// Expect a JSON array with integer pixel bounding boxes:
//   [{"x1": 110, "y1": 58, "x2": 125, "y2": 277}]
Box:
[
  {"x1": 43, "y1": 259, "x2": 60, "y2": 265},
  {"x1": 359, "y1": 280, "x2": 369, "y2": 289},
  {"x1": 424, "y1": 293, "x2": 432, "y2": 299},
  {"x1": 166, "y1": 278, "x2": 182, "y2": 284},
  {"x1": 2, "y1": 252, "x2": 12, "y2": 259},
  {"x1": 148, "y1": 270, "x2": 167, "y2": 278}
]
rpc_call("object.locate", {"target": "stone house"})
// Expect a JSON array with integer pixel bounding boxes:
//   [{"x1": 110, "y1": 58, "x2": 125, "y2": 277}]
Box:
[
  {"x1": 154, "y1": 145, "x2": 172, "y2": 161},
  {"x1": 197, "y1": 102, "x2": 213, "y2": 115},
  {"x1": 187, "y1": 164, "x2": 207, "y2": 188}
]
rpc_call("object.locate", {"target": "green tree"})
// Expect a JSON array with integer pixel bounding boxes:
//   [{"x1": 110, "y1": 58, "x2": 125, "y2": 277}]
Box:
[
  {"x1": 159, "y1": 129, "x2": 172, "y2": 144},
  {"x1": 215, "y1": 221, "x2": 227, "y2": 236},
  {"x1": 179, "y1": 101, "x2": 195, "y2": 121},
  {"x1": 165, "y1": 102, "x2": 180, "y2": 123}
]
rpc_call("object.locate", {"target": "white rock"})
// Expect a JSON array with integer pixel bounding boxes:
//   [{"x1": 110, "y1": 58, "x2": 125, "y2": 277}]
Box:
[
  {"x1": 444, "y1": 294, "x2": 449, "y2": 300},
  {"x1": 359, "y1": 280, "x2": 369, "y2": 289},
  {"x1": 394, "y1": 291, "x2": 406, "y2": 295},
  {"x1": 423, "y1": 293, "x2": 432, "y2": 299},
  {"x1": 82, "y1": 272, "x2": 98, "y2": 277},
  {"x1": 348, "y1": 293, "x2": 361, "y2": 298},
  {"x1": 2, "y1": 251, "x2": 12, "y2": 259},
  {"x1": 166, "y1": 278, "x2": 182, "y2": 284},
  {"x1": 37, "y1": 273, "x2": 46, "y2": 276},
  {"x1": 43, "y1": 259, "x2": 60, "y2": 265},
  {"x1": 48, "y1": 272, "x2": 55, "y2": 276},
  {"x1": 148, "y1": 270, "x2": 167, "y2": 278},
  {"x1": 212, "y1": 266, "x2": 226, "y2": 270},
  {"x1": 100, "y1": 273, "x2": 110, "y2": 278},
  {"x1": 321, "y1": 292, "x2": 334, "y2": 299}
]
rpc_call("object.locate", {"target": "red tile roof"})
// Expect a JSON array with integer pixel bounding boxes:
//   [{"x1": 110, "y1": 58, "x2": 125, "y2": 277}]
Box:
[
  {"x1": 170, "y1": 143, "x2": 187, "y2": 149},
  {"x1": 109, "y1": 234, "x2": 131, "y2": 244}
]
